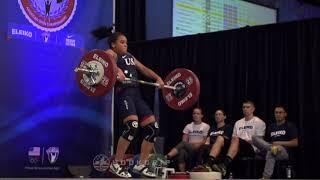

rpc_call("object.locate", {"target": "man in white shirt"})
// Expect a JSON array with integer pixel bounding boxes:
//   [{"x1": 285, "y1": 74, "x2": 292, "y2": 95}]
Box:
[
  {"x1": 165, "y1": 107, "x2": 210, "y2": 172},
  {"x1": 212, "y1": 100, "x2": 266, "y2": 177}
]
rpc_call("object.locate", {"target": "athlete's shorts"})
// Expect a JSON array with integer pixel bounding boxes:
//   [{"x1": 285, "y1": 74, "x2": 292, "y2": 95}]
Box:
[{"x1": 115, "y1": 86, "x2": 153, "y2": 122}]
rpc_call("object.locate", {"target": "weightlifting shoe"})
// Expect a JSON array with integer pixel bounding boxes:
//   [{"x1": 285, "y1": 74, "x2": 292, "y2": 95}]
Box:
[
  {"x1": 109, "y1": 161, "x2": 132, "y2": 178},
  {"x1": 132, "y1": 164, "x2": 157, "y2": 178},
  {"x1": 211, "y1": 163, "x2": 227, "y2": 177}
]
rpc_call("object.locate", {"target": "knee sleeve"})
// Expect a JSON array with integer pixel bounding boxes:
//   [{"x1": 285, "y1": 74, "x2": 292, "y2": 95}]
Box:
[
  {"x1": 121, "y1": 120, "x2": 138, "y2": 141},
  {"x1": 142, "y1": 121, "x2": 159, "y2": 143}
]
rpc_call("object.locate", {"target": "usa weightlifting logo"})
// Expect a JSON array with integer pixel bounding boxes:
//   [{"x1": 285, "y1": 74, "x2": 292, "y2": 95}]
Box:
[{"x1": 18, "y1": 0, "x2": 77, "y2": 32}]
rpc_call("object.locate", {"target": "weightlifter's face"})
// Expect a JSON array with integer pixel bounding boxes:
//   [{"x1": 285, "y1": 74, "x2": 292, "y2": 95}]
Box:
[
  {"x1": 242, "y1": 103, "x2": 255, "y2": 117},
  {"x1": 274, "y1": 107, "x2": 287, "y2": 122},
  {"x1": 192, "y1": 108, "x2": 203, "y2": 123},
  {"x1": 112, "y1": 35, "x2": 128, "y2": 55},
  {"x1": 215, "y1": 110, "x2": 226, "y2": 124}
]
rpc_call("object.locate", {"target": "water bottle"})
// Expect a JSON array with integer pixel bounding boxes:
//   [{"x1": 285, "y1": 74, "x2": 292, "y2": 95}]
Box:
[
  {"x1": 286, "y1": 165, "x2": 292, "y2": 179},
  {"x1": 229, "y1": 172, "x2": 233, "y2": 179}
]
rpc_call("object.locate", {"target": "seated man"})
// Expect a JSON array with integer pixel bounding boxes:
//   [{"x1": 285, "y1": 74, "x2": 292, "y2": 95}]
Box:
[
  {"x1": 165, "y1": 107, "x2": 210, "y2": 172},
  {"x1": 211, "y1": 100, "x2": 266, "y2": 177},
  {"x1": 194, "y1": 109, "x2": 233, "y2": 169},
  {"x1": 252, "y1": 105, "x2": 298, "y2": 179}
]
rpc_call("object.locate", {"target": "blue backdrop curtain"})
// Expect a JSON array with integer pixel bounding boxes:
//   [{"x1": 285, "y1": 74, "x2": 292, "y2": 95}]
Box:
[{"x1": 0, "y1": 0, "x2": 114, "y2": 177}]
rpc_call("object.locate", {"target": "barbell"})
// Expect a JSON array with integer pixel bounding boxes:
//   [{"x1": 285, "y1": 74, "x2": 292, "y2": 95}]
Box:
[{"x1": 74, "y1": 49, "x2": 201, "y2": 110}]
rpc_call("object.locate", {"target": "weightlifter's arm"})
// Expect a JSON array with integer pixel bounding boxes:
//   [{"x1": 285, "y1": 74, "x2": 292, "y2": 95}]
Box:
[
  {"x1": 134, "y1": 57, "x2": 164, "y2": 88},
  {"x1": 105, "y1": 49, "x2": 126, "y2": 81}
]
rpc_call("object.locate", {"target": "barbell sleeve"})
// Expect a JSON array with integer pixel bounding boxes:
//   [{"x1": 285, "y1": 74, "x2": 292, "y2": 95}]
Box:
[
  {"x1": 124, "y1": 78, "x2": 176, "y2": 90},
  {"x1": 74, "y1": 67, "x2": 98, "y2": 74}
]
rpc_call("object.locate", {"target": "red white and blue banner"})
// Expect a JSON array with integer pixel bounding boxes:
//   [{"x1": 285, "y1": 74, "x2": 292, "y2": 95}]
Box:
[{"x1": 0, "y1": 0, "x2": 114, "y2": 177}]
